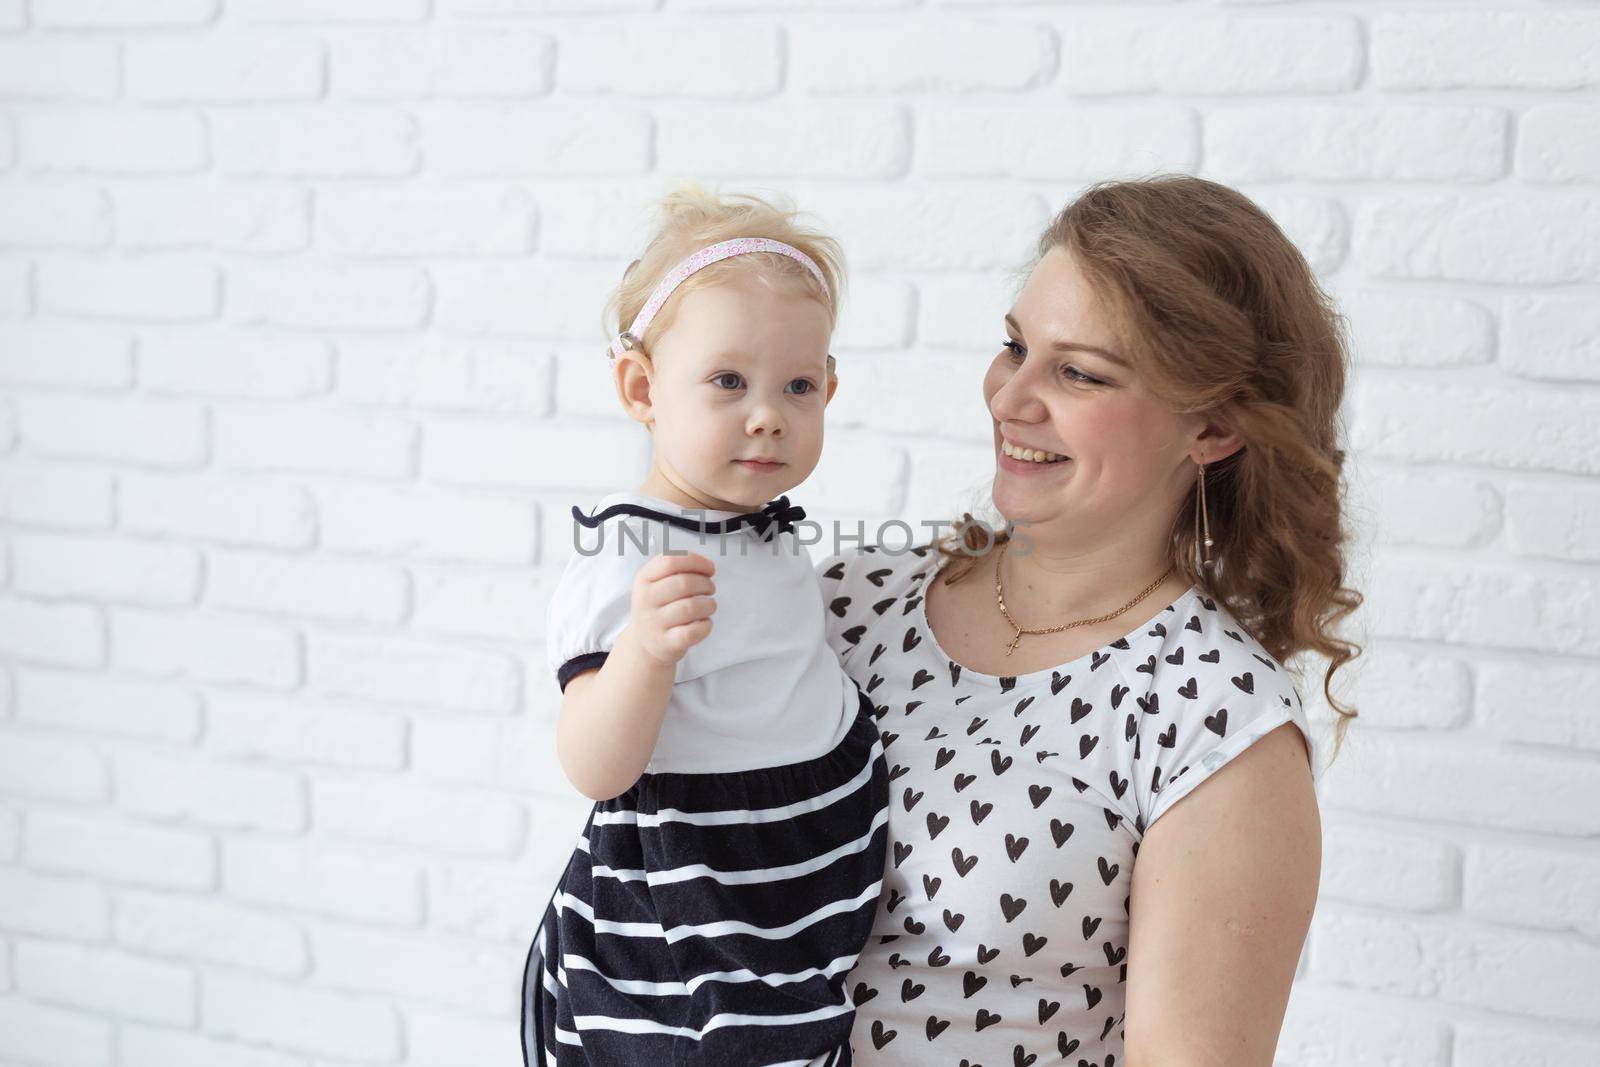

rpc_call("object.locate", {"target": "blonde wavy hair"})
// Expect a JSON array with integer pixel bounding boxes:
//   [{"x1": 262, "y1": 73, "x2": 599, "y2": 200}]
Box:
[
  {"x1": 934, "y1": 174, "x2": 1363, "y2": 760},
  {"x1": 603, "y1": 183, "x2": 846, "y2": 379}
]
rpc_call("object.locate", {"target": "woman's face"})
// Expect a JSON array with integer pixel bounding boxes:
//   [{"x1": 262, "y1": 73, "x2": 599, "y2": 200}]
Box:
[
  {"x1": 627, "y1": 270, "x2": 836, "y2": 513},
  {"x1": 983, "y1": 245, "x2": 1203, "y2": 549}
]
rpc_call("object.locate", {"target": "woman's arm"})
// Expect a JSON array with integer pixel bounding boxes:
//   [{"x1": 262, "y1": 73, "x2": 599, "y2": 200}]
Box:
[
  {"x1": 555, "y1": 551, "x2": 717, "y2": 801},
  {"x1": 1123, "y1": 721, "x2": 1321, "y2": 1067}
]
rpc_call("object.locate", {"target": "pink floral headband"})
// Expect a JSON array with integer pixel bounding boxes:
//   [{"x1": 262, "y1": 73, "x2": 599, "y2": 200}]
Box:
[{"x1": 608, "y1": 237, "x2": 831, "y2": 367}]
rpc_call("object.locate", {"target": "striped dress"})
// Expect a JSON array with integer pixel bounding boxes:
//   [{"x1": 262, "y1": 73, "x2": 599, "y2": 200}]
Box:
[
  {"x1": 522, "y1": 683, "x2": 889, "y2": 1066},
  {"x1": 523, "y1": 492, "x2": 893, "y2": 1065}
]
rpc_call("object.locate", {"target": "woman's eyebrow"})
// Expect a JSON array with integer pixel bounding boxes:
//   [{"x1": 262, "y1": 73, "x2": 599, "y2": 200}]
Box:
[{"x1": 1004, "y1": 313, "x2": 1129, "y2": 368}]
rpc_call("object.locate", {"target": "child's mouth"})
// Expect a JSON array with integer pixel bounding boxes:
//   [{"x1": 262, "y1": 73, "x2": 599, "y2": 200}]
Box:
[{"x1": 735, "y1": 459, "x2": 785, "y2": 472}]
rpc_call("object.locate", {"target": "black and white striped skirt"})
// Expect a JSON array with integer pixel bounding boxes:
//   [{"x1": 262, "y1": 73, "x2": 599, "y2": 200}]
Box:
[{"x1": 522, "y1": 684, "x2": 888, "y2": 1066}]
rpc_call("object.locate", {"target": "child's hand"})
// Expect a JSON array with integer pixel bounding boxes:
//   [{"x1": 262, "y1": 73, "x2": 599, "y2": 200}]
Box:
[{"x1": 627, "y1": 551, "x2": 717, "y2": 667}]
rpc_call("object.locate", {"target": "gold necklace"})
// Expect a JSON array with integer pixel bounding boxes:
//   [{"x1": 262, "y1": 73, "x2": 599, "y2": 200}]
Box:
[{"x1": 994, "y1": 540, "x2": 1176, "y2": 656}]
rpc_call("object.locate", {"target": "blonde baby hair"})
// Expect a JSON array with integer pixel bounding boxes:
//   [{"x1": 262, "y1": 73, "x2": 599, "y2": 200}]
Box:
[{"x1": 603, "y1": 183, "x2": 846, "y2": 377}]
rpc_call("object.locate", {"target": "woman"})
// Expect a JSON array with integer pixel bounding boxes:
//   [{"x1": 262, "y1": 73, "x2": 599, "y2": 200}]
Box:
[{"x1": 816, "y1": 175, "x2": 1360, "y2": 1066}]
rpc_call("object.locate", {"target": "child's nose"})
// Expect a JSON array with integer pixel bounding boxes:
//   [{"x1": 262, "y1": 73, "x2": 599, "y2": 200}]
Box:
[{"x1": 746, "y1": 402, "x2": 785, "y2": 436}]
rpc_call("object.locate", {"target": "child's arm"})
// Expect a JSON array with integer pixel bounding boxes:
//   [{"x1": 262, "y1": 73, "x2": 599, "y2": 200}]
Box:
[{"x1": 555, "y1": 550, "x2": 717, "y2": 801}]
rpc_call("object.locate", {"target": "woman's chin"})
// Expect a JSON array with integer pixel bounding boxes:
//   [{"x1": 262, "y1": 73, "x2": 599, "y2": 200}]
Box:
[
  {"x1": 989, "y1": 488, "x2": 1053, "y2": 529},
  {"x1": 994, "y1": 463, "x2": 1067, "y2": 499}
]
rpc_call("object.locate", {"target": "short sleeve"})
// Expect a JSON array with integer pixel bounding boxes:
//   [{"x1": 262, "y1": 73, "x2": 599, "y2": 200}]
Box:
[
  {"x1": 1133, "y1": 654, "x2": 1315, "y2": 833},
  {"x1": 544, "y1": 525, "x2": 652, "y2": 692}
]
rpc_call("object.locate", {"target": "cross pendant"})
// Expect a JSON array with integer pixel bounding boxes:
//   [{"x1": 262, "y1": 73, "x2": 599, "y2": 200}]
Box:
[{"x1": 1005, "y1": 630, "x2": 1021, "y2": 656}]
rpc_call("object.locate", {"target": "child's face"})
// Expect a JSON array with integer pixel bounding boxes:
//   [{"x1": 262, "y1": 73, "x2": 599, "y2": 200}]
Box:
[{"x1": 625, "y1": 270, "x2": 837, "y2": 512}]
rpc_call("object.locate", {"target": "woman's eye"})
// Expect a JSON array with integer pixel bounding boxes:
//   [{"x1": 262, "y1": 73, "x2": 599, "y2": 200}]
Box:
[
  {"x1": 1002, "y1": 340, "x2": 1099, "y2": 385},
  {"x1": 786, "y1": 379, "x2": 814, "y2": 395},
  {"x1": 712, "y1": 372, "x2": 743, "y2": 390}
]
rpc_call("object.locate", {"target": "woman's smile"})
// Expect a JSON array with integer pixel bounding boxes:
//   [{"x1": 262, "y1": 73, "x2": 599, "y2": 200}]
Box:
[{"x1": 999, "y1": 437, "x2": 1071, "y2": 473}]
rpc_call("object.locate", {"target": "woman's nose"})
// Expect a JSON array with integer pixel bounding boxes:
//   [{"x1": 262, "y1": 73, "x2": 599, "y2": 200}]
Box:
[{"x1": 989, "y1": 366, "x2": 1041, "y2": 424}]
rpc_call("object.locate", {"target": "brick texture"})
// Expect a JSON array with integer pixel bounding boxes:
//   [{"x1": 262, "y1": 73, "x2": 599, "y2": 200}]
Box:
[{"x1": 0, "y1": 4, "x2": 1596, "y2": 1064}]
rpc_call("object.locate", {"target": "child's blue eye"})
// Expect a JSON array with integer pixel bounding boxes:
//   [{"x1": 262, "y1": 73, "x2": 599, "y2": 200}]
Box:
[
  {"x1": 713, "y1": 372, "x2": 743, "y2": 390},
  {"x1": 787, "y1": 379, "x2": 814, "y2": 395}
]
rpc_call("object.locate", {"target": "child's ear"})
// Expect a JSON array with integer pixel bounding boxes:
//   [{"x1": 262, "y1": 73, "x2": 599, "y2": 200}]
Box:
[
  {"x1": 615, "y1": 352, "x2": 656, "y2": 428},
  {"x1": 823, "y1": 354, "x2": 838, "y2": 405}
]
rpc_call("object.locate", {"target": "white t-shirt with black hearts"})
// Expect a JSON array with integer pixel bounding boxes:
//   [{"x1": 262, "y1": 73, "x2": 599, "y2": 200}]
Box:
[{"x1": 813, "y1": 542, "x2": 1319, "y2": 1066}]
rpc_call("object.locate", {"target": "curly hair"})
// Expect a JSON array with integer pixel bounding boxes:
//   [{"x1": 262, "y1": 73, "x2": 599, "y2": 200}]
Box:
[{"x1": 933, "y1": 174, "x2": 1363, "y2": 761}]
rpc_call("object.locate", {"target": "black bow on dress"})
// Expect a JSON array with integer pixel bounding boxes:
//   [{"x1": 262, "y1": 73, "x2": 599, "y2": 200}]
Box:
[{"x1": 738, "y1": 495, "x2": 807, "y2": 542}]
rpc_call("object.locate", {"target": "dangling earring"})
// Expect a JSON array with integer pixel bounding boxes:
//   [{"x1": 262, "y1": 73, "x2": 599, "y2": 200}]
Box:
[{"x1": 1195, "y1": 460, "x2": 1214, "y2": 572}]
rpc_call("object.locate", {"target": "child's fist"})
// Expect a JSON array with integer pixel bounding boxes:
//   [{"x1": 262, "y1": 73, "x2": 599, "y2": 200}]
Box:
[{"x1": 627, "y1": 551, "x2": 717, "y2": 667}]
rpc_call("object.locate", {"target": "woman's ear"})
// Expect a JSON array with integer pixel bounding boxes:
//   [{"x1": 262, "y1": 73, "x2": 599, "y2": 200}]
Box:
[
  {"x1": 1191, "y1": 419, "x2": 1244, "y2": 466},
  {"x1": 615, "y1": 352, "x2": 656, "y2": 428}
]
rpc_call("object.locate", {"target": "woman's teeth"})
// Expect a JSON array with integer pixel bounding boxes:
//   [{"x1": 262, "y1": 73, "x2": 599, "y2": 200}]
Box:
[{"x1": 1002, "y1": 440, "x2": 1069, "y2": 464}]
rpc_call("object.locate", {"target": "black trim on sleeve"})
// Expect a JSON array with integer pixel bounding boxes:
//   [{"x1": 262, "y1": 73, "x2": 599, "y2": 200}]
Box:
[{"x1": 557, "y1": 651, "x2": 610, "y2": 692}]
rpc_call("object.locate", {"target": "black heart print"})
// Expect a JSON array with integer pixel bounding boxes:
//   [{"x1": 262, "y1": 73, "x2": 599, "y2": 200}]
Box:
[{"x1": 813, "y1": 543, "x2": 1305, "y2": 1065}]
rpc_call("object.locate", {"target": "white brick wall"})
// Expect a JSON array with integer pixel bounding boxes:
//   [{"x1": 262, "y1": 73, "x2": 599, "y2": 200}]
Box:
[{"x1": 1, "y1": 1, "x2": 1598, "y2": 1064}]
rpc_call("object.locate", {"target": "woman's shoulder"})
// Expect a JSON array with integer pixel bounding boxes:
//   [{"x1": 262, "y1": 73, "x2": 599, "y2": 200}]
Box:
[
  {"x1": 1114, "y1": 587, "x2": 1317, "y2": 832},
  {"x1": 812, "y1": 540, "x2": 939, "y2": 655},
  {"x1": 813, "y1": 540, "x2": 938, "y2": 599},
  {"x1": 1131, "y1": 588, "x2": 1303, "y2": 712}
]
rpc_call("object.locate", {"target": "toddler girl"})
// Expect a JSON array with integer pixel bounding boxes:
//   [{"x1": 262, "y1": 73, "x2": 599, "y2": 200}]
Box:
[{"x1": 521, "y1": 186, "x2": 889, "y2": 1066}]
